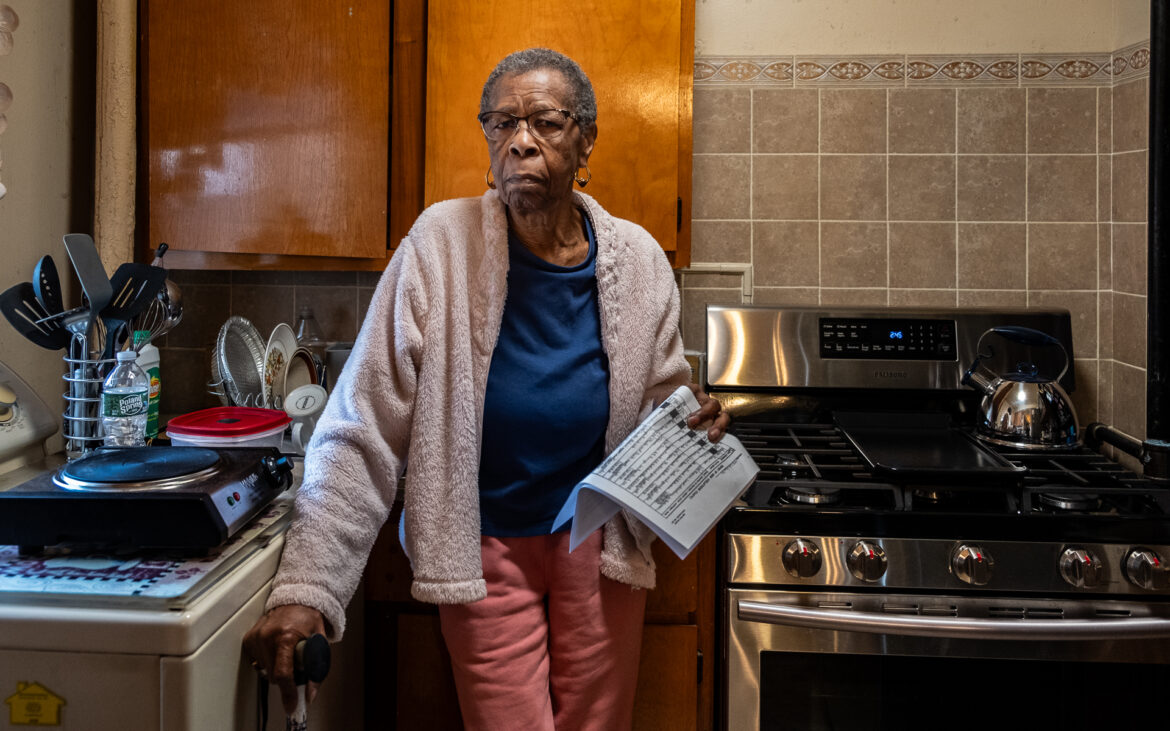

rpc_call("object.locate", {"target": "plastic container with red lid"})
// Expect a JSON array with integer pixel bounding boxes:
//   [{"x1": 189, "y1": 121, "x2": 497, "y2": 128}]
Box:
[{"x1": 165, "y1": 407, "x2": 291, "y2": 448}]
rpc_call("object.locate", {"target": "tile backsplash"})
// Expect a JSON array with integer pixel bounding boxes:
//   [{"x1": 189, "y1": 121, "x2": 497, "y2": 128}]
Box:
[
  {"x1": 682, "y1": 40, "x2": 1150, "y2": 440},
  {"x1": 161, "y1": 41, "x2": 1151, "y2": 447}
]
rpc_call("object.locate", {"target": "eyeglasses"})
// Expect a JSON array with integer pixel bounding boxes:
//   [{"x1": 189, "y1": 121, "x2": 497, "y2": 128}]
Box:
[{"x1": 477, "y1": 109, "x2": 577, "y2": 142}]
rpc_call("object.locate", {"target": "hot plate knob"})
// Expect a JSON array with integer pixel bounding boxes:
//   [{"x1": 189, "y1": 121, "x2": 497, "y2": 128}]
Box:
[
  {"x1": 950, "y1": 543, "x2": 994, "y2": 586},
  {"x1": 262, "y1": 455, "x2": 294, "y2": 491},
  {"x1": 1058, "y1": 546, "x2": 1103, "y2": 588},
  {"x1": 847, "y1": 540, "x2": 887, "y2": 582},
  {"x1": 0, "y1": 383, "x2": 16, "y2": 423},
  {"x1": 782, "y1": 539, "x2": 822, "y2": 578},
  {"x1": 1124, "y1": 548, "x2": 1170, "y2": 591}
]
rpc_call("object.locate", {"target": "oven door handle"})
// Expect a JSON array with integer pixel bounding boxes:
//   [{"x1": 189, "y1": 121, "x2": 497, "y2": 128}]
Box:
[{"x1": 737, "y1": 600, "x2": 1170, "y2": 640}]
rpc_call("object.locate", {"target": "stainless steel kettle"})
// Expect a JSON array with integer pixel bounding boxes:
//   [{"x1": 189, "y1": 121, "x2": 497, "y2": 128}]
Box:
[{"x1": 961, "y1": 326, "x2": 1081, "y2": 450}]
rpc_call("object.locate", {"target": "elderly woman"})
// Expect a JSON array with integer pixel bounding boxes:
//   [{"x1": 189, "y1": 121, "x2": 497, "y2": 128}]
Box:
[{"x1": 245, "y1": 48, "x2": 728, "y2": 730}]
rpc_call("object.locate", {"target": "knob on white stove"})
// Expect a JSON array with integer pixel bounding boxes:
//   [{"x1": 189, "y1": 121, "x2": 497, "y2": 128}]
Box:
[
  {"x1": 1124, "y1": 548, "x2": 1170, "y2": 591},
  {"x1": 1058, "y1": 546, "x2": 1103, "y2": 588},
  {"x1": 782, "y1": 538, "x2": 822, "y2": 578},
  {"x1": 951, "y1": 543, "x2": 994, "y2": 585},
  {"x1": 847, "y1": 540, "x2": 887, "y2": 582}
]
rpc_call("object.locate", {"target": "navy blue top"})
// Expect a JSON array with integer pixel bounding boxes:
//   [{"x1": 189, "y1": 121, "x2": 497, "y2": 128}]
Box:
[{"x1": 478, "y1": 213, "x2": 610, "y2": 536}]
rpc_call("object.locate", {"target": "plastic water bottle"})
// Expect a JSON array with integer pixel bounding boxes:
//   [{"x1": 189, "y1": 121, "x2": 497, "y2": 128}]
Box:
[{"x1": 101, "y1": 350, "x2": 150, "y2": 447}]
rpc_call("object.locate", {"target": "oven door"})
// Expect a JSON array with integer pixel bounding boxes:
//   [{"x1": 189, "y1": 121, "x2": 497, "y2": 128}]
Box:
[{"x1": 725, "y1": 588, "x2": 1170, "y2": 731}]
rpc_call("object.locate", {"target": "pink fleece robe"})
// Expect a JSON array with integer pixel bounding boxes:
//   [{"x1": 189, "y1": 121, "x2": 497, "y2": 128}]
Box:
[{"x1": 265, "y1": 190, "x2": 690, "y2": 638}]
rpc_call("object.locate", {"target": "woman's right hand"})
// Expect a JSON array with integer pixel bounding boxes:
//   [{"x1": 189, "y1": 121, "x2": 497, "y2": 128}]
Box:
[{"x1": 243, "y1": 604, "x2": 327, "y2": 715}]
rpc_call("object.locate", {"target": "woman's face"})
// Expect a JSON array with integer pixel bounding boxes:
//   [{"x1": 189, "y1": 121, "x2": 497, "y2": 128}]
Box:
[{"x1": 484, "y1": 69, "x2": 595, "y2": 214}]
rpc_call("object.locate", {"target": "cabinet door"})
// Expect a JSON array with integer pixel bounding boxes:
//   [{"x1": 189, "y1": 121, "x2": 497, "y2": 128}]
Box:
[
  {"x1": 142, "y1": 0, "x2": 389, "y2": 259},
  {"x1": 424, "y1": 0, "x2": 692, "y2": 255}
]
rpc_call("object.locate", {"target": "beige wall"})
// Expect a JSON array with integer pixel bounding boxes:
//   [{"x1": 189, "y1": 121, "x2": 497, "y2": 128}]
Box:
[
  {"x1": 697, "y1": 0, "x2": 1139, "y2": 56},
  {"x1": 0, "y1": 1, "x2": 81, "y2": 450}
]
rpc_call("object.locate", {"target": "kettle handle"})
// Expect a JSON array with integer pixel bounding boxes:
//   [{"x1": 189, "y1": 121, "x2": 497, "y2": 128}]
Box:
[{"x1": 973, "y1": 326, "x2": 1070, "y2": 381}]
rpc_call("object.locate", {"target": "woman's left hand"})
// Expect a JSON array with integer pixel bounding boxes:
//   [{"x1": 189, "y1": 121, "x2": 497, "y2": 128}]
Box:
[{"x1": 686, "y1": 384, "x2": 731, "y2": 443}]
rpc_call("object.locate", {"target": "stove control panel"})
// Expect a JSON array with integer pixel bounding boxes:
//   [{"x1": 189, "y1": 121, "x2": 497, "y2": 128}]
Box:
[{"x1": 819, "y1": 317, "x2": 957, "y2": 360}]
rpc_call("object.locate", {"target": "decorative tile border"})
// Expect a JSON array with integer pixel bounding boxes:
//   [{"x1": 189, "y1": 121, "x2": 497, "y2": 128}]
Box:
[{"x1": 696, "y1": 43, "x2": 1149, "y2": 87}]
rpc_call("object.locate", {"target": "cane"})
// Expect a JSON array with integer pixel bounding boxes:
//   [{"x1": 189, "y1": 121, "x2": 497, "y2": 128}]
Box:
[{"x1": 287, "y1": 634, "x2": 331, "y2": 731}]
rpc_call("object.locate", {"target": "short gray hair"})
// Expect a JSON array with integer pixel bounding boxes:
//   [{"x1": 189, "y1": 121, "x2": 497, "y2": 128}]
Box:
[{"x1": 480, "y1": 48, "x2": 597, "y2": 132}]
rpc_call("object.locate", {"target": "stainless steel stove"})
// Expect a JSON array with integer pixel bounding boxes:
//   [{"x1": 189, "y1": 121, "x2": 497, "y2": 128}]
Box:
[{"x1": 710, "y1": 306, "x2": 1170, "y2": 731}]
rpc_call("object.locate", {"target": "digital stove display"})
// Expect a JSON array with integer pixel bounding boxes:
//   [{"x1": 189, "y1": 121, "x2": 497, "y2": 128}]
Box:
[{"x1": 819, "y1": 317, "x2": 957, "y2": 360}]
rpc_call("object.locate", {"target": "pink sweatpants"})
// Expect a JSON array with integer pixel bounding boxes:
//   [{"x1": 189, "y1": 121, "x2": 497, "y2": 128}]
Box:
[{"x1": 437, "y1": 530, "x2": 647, "y2": 731}]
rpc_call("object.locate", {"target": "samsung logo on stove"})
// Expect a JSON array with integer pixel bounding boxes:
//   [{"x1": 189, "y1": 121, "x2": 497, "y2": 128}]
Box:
[{"x1": 874, "y1": 370, "x2": 908, "y2": 379}]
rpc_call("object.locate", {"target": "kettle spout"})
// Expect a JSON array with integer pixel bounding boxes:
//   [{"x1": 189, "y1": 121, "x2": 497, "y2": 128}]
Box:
[{"x1": 962, "y1": 367, "x2": 996, "y2": 396}]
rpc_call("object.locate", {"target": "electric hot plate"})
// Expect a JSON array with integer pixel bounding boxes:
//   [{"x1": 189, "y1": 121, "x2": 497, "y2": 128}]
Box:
[{"x1": 0, "y1": 446, "x2": 293, "y2": 552}]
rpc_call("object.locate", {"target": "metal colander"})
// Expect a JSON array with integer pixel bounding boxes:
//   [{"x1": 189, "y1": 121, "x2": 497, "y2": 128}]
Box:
[{"x1": 211, "y1": 316, "x2": 266, "y2": 407}]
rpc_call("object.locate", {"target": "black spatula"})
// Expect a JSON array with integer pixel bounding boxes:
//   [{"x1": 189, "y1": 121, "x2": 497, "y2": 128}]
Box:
[
  {"x1": 0, "y1": 281, "x2": 71, "y2": 350},
  {"x1": 33, "y1": 255, "x2": 64, "y2": 316},
  {"x1": 98, "y1": 263, "x2": 168, "y2": 360}
]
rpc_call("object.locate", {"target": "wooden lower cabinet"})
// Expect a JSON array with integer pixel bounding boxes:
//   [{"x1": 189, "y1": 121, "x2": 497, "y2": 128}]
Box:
[{"x1": 363, "y1": 516, "x2": 715, "y2": 730}]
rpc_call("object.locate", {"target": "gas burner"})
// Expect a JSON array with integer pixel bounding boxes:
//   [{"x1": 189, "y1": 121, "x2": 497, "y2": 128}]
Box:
[
  {"x1": 1039, "y1": 492, "x2": 1101, "y2": 512},
  {"x1": 784, "y1": 486, "x2": 841, "y2": 505},
  {"x1": 913, "y1": 488, "x2": 945, "y2": 503},
  {"x1": 775, "y1": 454, "x2": 810, "y2": 479}
]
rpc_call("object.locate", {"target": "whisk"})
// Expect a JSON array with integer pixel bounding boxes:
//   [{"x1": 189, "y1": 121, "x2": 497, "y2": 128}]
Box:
[{"x1": 132, "y1": 243, "x2": 183, "y2": 350}]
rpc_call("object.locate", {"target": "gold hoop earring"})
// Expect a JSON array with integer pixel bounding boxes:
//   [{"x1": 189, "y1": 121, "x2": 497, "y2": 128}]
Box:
[
  {"x1": 485, "y1": 167, "x2": 496, "y2": 190},
  {"x1": 574, "y1": 164, "x2": 592, "y2": 188}
]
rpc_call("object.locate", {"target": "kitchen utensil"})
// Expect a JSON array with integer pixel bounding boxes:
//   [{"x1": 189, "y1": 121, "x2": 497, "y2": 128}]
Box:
[
  {"x1": 62, "y1": 233, "x2": 113, "y2": 323},
  {"x1": 962, "y1": 326, "x2": 1081, "y2": 450},
  {"x1": 262, "y1": 323, "x2": 298, "y2": 409},
  {"x1": 32, "y1": 255, "x2": 64, "y2": 316},
  {"x1": 213, "y1": 316, "x2": 267, "y2": 407},
  {"x1": 289, "y1": 634, "x2": 331, "y2": 731},
  {"x1": 0, "y1": 282, "x2": 71, "y2": 350},
  {"x1": 151, "y1": 242, "x2": 183, "y2": 313},
  {"x1": 285, "y1": 383, "x2": 327, "y2": 453},
  {"x1": 98, "y1": 263, "x2": 168, "y2": 361}
]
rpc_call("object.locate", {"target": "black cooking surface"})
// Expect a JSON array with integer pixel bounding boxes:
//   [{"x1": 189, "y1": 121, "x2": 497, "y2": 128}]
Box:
[
  {"x1": 60, "y1": 446, "x2": 221, "y2": 483},
  {"x1": 727, "y1": 418, "x2": 1170, "y2": 543}
]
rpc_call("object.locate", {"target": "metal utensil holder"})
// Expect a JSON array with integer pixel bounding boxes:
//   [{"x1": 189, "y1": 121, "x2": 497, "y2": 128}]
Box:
[{"x1": 63, "y1": 350, "x2": 114, "y2": 458}]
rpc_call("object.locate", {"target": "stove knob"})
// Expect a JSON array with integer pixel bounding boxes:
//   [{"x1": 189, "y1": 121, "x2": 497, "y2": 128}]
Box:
[
  {"x1": 1124, "y1": 548, "x2": 1170, "y2": 591},
  {"x1": 1058, "y1": 546, "x2": 1103, "y2": 588},
  {"x1": 261, "y1": 455, "x2": 294, "y2": 491},
  {"x1": 0, "y1": 383, "x2": 16, "y2": 423},
  {"x1": 950, "y1": 544, "x2": 994, "y2": 586},
  {"x1": 782, "y1": 539, "x2": 822, "y2": 578},
  {"x1": 847, "y1": 540, "x2": 887, "y2": 582}
]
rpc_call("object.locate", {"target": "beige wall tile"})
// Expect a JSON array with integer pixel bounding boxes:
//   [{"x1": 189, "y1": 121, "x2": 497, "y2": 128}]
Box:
[
  {"x1": 1027, "y1": 88, "x2": 1097, "y2": 154},
  {"x1": 889, "y1": 155, "x2": 955, "y2": 221},
  {"x1": 754, "y1": 155, "x2": 818, "y2": 220},
  {"x1": 1099, "y1": 291, "x2": 1113, "y2": 360},
  {"x1": 889, "y1": 89, "x2": 955, "y2": 153},
  {"x1": 820, "y1": 288, "x2": 888, "y2": 306},
  {"x1": 889, "y1": 289, "x2": 957, "y2": 307},
  {"x1": 1113, "y1": 361, "x2": 1146, "y2": 440},
  {"x1": 1112, "y1": 78, "x2": 1149, "y2": 154},
  {"x1": 1098, "y1": 87, "x2": 1112, "y2": 155},
  {"x1": 1098, "y1": 223, "x2": 1112, "y2": 290},
  {"x1": 1070, "y1": 358, "x2": 1098, "y2": 426},
  {"x1": 680, "y1": 288, "x2": 742, "y2": 351},
  {"x1": 1027, "y1": 155, "x2": 1097, "y2": 222},
  {"x1": 821, "y1": 89, "x2": 886, "y2": 154},
  {"x1": 693, "y1": 155, "x2": 752, "y2": 219},
  {"x1": 1111, "y1": 149, "x2": 1147, "y2": 223},
  {"x1": 684, "y1": 272, "x2": 744, "y2": 288},
  {"x1": 1097, "y1": 153, "x2": 1111, "y2": 223},
  {"x1": 754, "y1": 88, "x2": 818, "y2": 153},
  {"x1": 694, "y1": 87, "x2": 752, "y2": 154},
  {"x1": 753, "y1": 287, "x2": 820, "y2": 305},
  {"x1": 821, "y1": 155, "x2": 886, "y2": 220},
  {"x1": 957, "y1": 155, "x2": 1026, "y2": 221},
  {"x1": 754, "y1": 221, "x2": 819, "y2": 286},
  {"x1": 1027, "y1": 223, "x2": 1096, "y2": 290},
  {"x1": 692, "y1": 220, "x2": 751, "y2": 262},
  {"x1": 889, "y1": 222, "x2": 955, "y2": 288},
  {"x1": 820, "y1": 222, "x2": 887, "y2": 287},
  {"x1": 1113, "y1": 292, "x2": 1147, "y2": 368},
  {"x1": 1112, "y1": 223, "x2": 1147, "y2": 295},
  {"x1": 957, "y1": 289, "x2": 1028, "y2": 307},
  {"x1": 958, "y1": 223, "x2": 1026, "y2": 289},
  {"x1": 957, "y1": 88, "x2": 1025, "y2": 153},
  {"x1": 1028, "y1": 290, "x2": 1098, "y2": 358}
]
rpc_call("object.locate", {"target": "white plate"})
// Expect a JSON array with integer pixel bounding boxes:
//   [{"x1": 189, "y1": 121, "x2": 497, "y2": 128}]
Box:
[{"x1": 262, "y1": 323, "x2": 298, "y2": 408}]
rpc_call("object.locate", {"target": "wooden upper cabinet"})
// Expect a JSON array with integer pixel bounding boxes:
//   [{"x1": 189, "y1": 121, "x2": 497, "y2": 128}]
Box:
[
  {"x1": 141, "y1": 0, "x2": 390, "y2": 263},
  {"x1": 425, "y1": 0, "x2": 694, "y2": 261}
]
